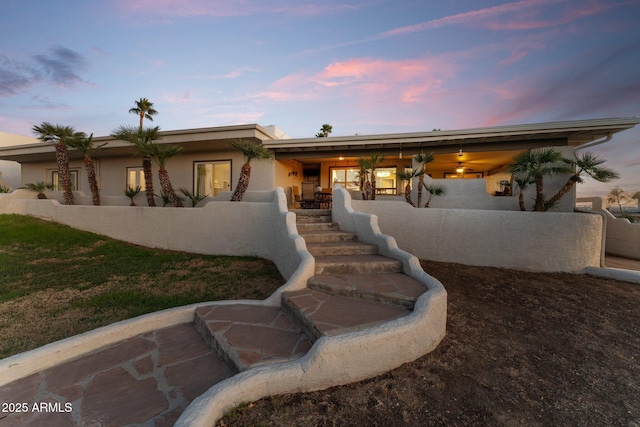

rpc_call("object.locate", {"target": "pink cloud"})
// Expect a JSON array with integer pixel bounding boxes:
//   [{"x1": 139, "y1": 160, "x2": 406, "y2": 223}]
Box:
[
  {"x1": 498, "y1": 50, "x2": 529, "y2": 67},
  {"x1": 481, "y1": 0, "x2": 616, "y2": 30},
  {"x1": 379, "y1": 0, "x2": 565, "y2": 38},
  {"x1": 254, "y1": 57, "x2": 457, "y2": 110}
]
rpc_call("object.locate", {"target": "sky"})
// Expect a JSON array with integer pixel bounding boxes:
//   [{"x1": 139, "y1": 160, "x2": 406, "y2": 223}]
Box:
[{"x1": 1, "y1": 0, "x2": 639, "y2": 197}]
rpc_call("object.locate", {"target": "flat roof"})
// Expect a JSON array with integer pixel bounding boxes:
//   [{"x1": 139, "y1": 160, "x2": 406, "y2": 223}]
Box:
[
  {"x1": 0, "y1": 118, "x2": 638, "y2": 163},
  {"x1": 263, "y1": 117, "x2": 640, "y2": 159},
  {"x1": 0, "y1": 124, "x2": 280, "y2": 163}
]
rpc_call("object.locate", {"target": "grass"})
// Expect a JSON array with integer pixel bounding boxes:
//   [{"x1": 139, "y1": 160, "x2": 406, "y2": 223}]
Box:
[{"x1": 0, "y1": 214, "x2": 285, "y2": 359}]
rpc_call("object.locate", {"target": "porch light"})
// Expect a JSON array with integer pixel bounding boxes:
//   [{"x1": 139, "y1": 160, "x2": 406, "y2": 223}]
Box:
[
  {"x1": 339, "y1": 156, "x2": 344, "y2": 161},
  {"x1": 458, "y1": 145, "x2": 463, "y2": 157},
  {"x1": 456, "y1": 162, "x2": 464, "y2": 174}
]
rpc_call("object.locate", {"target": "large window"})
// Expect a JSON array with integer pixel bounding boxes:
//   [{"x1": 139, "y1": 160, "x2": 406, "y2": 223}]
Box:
[
  {"x1": 126, "y1": 167, "x2": 145, "y2": 190},
  {"x1": 51, "y1": 170, "x2": 78, "y2": 191},
  {"x1": 331, "y1": 168, "x2": 361, "y2": 191},
  {"x1": 331, "y1": 167, "x2": 397, "y2": 194},
  {"x1": 194, "y1": 161, "x2": 231, "y2": 197}
]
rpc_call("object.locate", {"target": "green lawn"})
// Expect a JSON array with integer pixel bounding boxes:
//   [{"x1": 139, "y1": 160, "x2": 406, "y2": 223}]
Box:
[{"x1": 0, "y1": 214, "x2": 285, "y2": 358}]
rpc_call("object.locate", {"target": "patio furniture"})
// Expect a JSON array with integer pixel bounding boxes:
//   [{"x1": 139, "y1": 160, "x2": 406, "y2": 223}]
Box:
[
  {"x1": 315, "y1": 191, "x2": 332, "y2": 209},
  {"x1": 301, "y1": 182, "x2": 317, "y2": 208},
  {"x1": 291, "y1": 185, "x2": 302, "y2": 208}
]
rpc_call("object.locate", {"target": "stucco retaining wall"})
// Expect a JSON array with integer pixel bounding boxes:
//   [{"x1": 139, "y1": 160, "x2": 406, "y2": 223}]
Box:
[
  {"x1": 334, "y1": 188, "x2": 603, "y2": 273},
  {"x1": 0, "y1": 188, "x2": 308, "y2": 282},
  {"x1": 577, "y1": 197, "x2": 640, "y2": 261}
]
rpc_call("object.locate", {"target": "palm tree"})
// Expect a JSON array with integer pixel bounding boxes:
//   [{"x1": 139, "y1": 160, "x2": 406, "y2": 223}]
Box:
[
  {"x1": 512, "y1": 172, "x2": 534, "y2": 212},
  {"x1": 423, "y1": 183, "x2": 446, "y2": 208},
  {"x1": 125, "y1": 186, "x2": 141, "y2": 206},
  {"x1": 367, "y1": 153, "x2": 384, "y2": 200},
  {"x1": 129, "y1": 98, "x2": 158, "y2": 131},
  {"x1": 23, "y1": 182, "x2": 52, "y2": 199},
  {"x1": 230, "y1": 139, "x2": 272, "y2": 201},
  {"x1": 180, "y1": 188, "x2": 207, "y2": 207},
  {"x1": 414, "y1": 152, "x2": 434, "y2": 208},
  {"x1": 508, "y1": 148, "x2": 571, "y2": 211},
  {"x1": 397, "y1": 169, "x2": 419, "y2": 207},
  {"x1": 315, "y1": 124, "x2": 333, "y2": 138},
  {"x1": 545, "y1": 152, "x2": 619, "y2": 210},
  {"x1": 32, "y1": 122, "x2": 81, "y2": 205},
  {"x1": 146, "y1": 143, "x2": 183, "y2": 207},
  {"x1": 67, "y1": 133, "x2": 105, "y2": 206},
  {"x1": 111, "y1": 125, "x2": 160, "y2": 206},
  {"x1": 357, "y1": 157, "x2": 372, "y2": 200}
]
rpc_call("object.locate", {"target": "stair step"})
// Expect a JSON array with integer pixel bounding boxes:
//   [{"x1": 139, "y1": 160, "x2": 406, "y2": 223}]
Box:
[
  {"x1": 314, "y1": 254, "x2": 403, "y2": 274},
  {"x1": 308, "y1": 273, "x2": 426, "y2": 309},
  {"x1": 281, "y1": 289, "x2": 411, "y2": 342},
  {"x1": 305, "y1": 241, "x2": 378, "y2": 256},
  {"x1": 293, "y1": 209, "x2": 332, "y2": 224},
  {"x1": 303, "y1": 231, "x2": 359, "y2": 244},
  {"x1": 194, "y1": 304, "x2": 312, "y2": 372},
  {"x1": 297, "y1": 222, "x2": 339, "y2": 233}
]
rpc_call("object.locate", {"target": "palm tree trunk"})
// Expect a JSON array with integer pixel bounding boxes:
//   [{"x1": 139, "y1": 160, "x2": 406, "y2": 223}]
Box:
[
  {"x1": 158, "y1": 168, "x2": 183, "y2": 207},
  {"x1": 56, "y1": 143, "x2": 74, "y2": 205},
  {"x1": 534, "y1": 175, "x2": 544, "y2": 211},
  {"x1": 84, "y1": 156, "x2": 100, "y2": 206},
  {"x1": 518, "y1": 190, "x2": 526, "y2": 211},
  {"x1": 363, "y1": 180, "x2": 372, "y2": 200},
  {"x1": 417, "y1": 172, "x2": 425, "y2": 208},
  {"x1": 142, "y1": 156, "x2": 156, "y2": 206},
  {"x1": 544, "y1": 175, "x2": 582, "y2": 211},
  {"x1": 404, "y1": 183, "x2": 415, "y2": 207},
  {"x1": 231, "y1": 163, "x2": 251, "y2": 201},
  {"x1": 371, "y1": 169, "x2": 377, "y2": 200}
]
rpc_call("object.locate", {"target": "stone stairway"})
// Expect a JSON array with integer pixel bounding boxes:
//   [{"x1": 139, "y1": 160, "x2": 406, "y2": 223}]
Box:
[{"x1": 194, "y1": 209, "x2": 427, "y2": 372}]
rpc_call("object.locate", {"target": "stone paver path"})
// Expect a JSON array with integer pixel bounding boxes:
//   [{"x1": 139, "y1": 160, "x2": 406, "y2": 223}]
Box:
[{"x1": 0, "y1": 323, "x2": 232, "y2": 426}]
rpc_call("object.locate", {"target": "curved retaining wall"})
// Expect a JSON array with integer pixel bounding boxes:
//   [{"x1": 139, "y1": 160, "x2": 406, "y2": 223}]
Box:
[
  {"x1": 0, "y1": 188, "x2": 315, "y2": 386},
  {"x1": 0, "y1": 187, "x2": 447, "y2": 426},
  {"x1": 333, "y1": 193, "x2": 603, "y2": 273},
  {"x1": 175, "y1": 187, "x2": 447, "y2": 426},
  {"x1": 0, "y1": 188, "x2": 309, "y2": 282}
]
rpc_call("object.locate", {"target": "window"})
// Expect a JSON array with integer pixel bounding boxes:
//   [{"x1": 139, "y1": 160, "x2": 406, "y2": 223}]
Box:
[
  {"x1": 331, "y1": 168, "x2": 361, "y2": 191},
  {"x1": 127, "y1": 167, "x2": 146, "y2": 190},
  {"x1": 51, "y1": 170, "x2": 78, "y2": 191},
  {"x1": 194, "y1": 161, "x2": 231, "y2": 197},
  {"x1": 331, "y1": 167, "x2": 397, "y2": 194}
]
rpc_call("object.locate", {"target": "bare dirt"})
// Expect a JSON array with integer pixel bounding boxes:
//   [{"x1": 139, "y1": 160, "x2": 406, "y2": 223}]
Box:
[{"x1": 218, "y1": 261, "x2": 640, "y2": 427}]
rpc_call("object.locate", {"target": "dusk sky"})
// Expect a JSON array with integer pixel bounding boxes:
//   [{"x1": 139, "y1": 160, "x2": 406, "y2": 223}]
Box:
[{"x1": 1, "y1": 0, "x2": 639, "y2": 196}]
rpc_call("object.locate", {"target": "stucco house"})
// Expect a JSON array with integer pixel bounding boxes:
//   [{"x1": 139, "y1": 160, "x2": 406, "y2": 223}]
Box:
[
  {"x1": 0, "y1": 131, "x2": 35, "y2": 189},
  {"x1": 0, "y1": 117, "x2": 638, "y2": 210}
]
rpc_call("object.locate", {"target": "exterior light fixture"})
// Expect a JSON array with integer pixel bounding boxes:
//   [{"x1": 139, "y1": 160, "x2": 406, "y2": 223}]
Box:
[
  {"x1": 456, "y1": 162, "x2": 464, "y2": 174},
  {"x1": 339, "y1": 156, "x2": 344, "y2": 161},
  {"x1": 458, "y1": 146, "x2": 463, "y2": 157}
]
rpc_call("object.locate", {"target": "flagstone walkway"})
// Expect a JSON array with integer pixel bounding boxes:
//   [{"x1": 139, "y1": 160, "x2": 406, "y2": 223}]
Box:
[{"x1": 0, "y1": 209, "x2": 429, "y2": 426}]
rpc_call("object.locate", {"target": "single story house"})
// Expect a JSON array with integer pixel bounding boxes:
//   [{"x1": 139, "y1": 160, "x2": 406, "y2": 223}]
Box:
[
  {"x1": 0, "y1": 117, "x2": 638, "y2": 211},
  {"x1": 0, "y1": 131, "x2": 36, "y2": 189}
]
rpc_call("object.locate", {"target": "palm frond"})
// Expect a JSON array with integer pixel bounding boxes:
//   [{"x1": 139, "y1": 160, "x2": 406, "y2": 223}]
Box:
[{"x1": 229, "y1": 139, "x2": 272, "y2": 163}]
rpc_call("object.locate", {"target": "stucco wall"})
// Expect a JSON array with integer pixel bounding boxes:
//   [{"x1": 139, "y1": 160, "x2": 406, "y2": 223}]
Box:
[
  {"x1": 577, "y1": 197, "x2": 640, "y2": 261},
  {"x1": 333, "y1": 188, "x2": 602, "y2": 273},
  {"x1": 0, "y1": 188, "x2": 304, "y2": 281},
  {"x1": 20, "y1": 151, "x2": 277, "y2": 201}
]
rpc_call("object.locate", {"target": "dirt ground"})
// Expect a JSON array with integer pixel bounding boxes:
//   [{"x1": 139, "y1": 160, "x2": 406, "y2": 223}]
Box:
[{"x1": 218, "y1": 261, "x2": 640, "y2": 427}]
